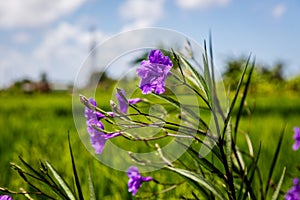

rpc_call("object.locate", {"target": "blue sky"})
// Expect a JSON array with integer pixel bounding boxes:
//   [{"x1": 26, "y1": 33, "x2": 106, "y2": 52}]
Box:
[{"x1": 0, "y1": 0, "x2": 299, "y2": 88}]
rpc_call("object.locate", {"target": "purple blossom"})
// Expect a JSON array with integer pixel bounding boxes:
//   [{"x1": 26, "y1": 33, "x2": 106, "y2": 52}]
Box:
[
  {"x1": 0, "y1": 195, "x2": 12, "y2": 200},
  {"x1": 84, "y1": 98, "x2": 104, "y2": 120},
  {"x1": 84, "y1": 98, "x2": 121, "y2": 154},
  {"x1": 136, "y1": 49, "x2": 173, "y2": 95},
  {"x1": 285, "y1": 178, "x2": 300, "y2": 200},
  {"x1": 116, "y1": 88, "x2": 141, "y2": 113},
  {"x1": 90, "y1": 131, "x2": 121, "y2": 154},
  {"x1": 293, "y1": 127, "x2": 300, "y2": 151},
  {"x1": 84, "y1": 98, "x2": 105, "y2": 136},
  {"x1": 127, "y1": 166, "x2": 153, "y2": 196}
]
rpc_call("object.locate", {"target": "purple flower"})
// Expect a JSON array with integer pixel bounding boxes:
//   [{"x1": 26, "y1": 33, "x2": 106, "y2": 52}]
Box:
[
  {"x1": 293, "y1": 127, "x2": 300, "y2": 151},
  {"x1": 0, "y1": 195, "x2": 12, "y2": 200},
  {"x1": 285, "y1": 178, "x2": 300, "y2": 200},
  {"x1": 116, "y1": 88, "x2": 141, "y2": 113},
  {"x1": 90, "y1": 131, "x2": 121, "y2": 154},
  {"x1": 84, "y1": 98, "x2": 121, "y2": 154},
  {"x1": 127, "y1": 166, "x2": 153, "y2": 196},
  {"x1": 85, "y1": 98, "x2": 105, "y2": 136},
  {"x1": 136, "y1": 49, "x2": 173, "y2": 95},
  {"x1": 84, "y1": 98, "x2": 104, "y2": 120}
]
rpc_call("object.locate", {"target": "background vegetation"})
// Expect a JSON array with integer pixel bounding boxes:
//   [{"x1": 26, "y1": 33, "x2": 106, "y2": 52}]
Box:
[{"x1": 0, "y1": 58, "x2": 300, "y2": 199}]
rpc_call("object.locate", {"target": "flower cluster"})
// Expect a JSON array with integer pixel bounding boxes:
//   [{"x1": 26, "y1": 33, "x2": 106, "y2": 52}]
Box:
[
  {"x1": 284, "y1": 127, "x2": 300, "y2": 199},
  {"x1": 84, "y1": 50, "x2": 170, "y2": 157},
  {"x1": 83, "y1": 50, "x2": 170, "y2": 195},
  {"x1": 137, "y1": 49, "x2": 173, "y2": 94},
  {"x1": 83, "y1": 49, "x2": 300, "y2": 198},
  {"x1": 84, "y1": 88, "x2": 142, "y2": 154},
  {"x1": 84, "y1": 98, "x2": 121, "y2": 154},
  {"x1": 285, "y1": 178, "x2": 300, "y2": 200}
]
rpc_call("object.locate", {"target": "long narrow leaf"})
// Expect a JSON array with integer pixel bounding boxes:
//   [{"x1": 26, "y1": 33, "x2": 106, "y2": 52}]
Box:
[
  {"x1": 18, "y1": 156, "x2": 46, "y2": 181},
  {"x1": 151, "y1": 92, "x2": 208, "y2": 129},
  {"x1": 166, "y1": 166, "x2": 226, "y2": 200},
  {"x1": 178, "y1": 141, "x2": 225, "y2": 180},
  {"x1": 241, "y1": 143, "x2": 261, "y2": 200},
  {"x1": 68, "y1": 133, "x2": 84, "y2": 200},
  {"x1": 88, "y1": 168, "x2": 96, "y2": 200},
  {"x1": 271, "y1": 167, "x2": 286, "y2": 200},
  {"x1": 45, "y1": 161, "x2": 76, "y2": 200},
  {"x1": 265, "y1": 126, "x2": 285, "y2": 197},
  {"x1": 234, "y1": 59, "x2": 255, "y2": 140},
  {"x1": 225, "y1": 118, "x2": 232, "y2": 171},
  {"x1": 179, "y1": 56, "x2": 209, "y2": 100},
  {"x1": 222, "y1": 55, "x2": 252, "y2": 141}
]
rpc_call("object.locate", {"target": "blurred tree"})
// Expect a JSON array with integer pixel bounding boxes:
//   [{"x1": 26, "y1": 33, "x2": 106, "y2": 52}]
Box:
[{"x1": 222, "y1": 57, "x2": 248, "y2": 89}]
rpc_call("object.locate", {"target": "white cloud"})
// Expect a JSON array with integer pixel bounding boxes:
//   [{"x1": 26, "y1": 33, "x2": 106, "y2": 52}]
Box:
[
  {"x1": 119, "y1": 0, "x2": 164, "y2": 31},
  {"x1": 0, "y1": 0, "x2": 86, "y2": 28},
  {"x1": 0, "y1": 22, "x2": 107, "y2": 88},
  {"x1": 176, "y1": 0, "x2": 230, "y2": 10},
  {"x1": 33, "y1": 22, "x2": 106, "y2": 82},
  {"x1": 12, "y1": 32, "x2": 31, "y2": 44},
  {"x1": 272, "y1": 4, "x2": 287, "y2": 19}
]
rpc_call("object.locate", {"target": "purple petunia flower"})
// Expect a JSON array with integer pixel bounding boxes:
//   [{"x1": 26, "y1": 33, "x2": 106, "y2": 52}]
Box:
[
  {"x1": 116, "y1": 88, "x2": 141, "y2": 113},
  {"x1": 0, "y1": 195, "x2": 12, "y2": 200},
  {"x1": 84, "y1": 98, "x2": 121, "y2": 154},
  {"x1": 136, "y1": 49, "x2": 173, "y2": 95},
  {"x1": 127, "y1": 166, "x2": 153, "y2": 196},
  {"x1": 285, "y1": 178, "x2": 300, "y2": 200},
  {"x1": 293, "y1": 127, "x2": 300, "y2": 151}
]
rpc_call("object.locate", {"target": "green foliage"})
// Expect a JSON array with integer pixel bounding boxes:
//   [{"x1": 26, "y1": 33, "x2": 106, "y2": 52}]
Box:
[{"x1": 0, "y1": 43, "x2": 299, "y2": 199}]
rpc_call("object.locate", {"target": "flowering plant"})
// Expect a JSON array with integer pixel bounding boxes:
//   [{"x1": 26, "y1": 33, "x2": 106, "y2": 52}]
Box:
[{"x1": 0, "y1": 37, "x2": 299, "y2": 199}]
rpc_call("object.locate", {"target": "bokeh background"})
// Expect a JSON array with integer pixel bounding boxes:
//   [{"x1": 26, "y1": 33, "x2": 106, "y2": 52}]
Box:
[{"x1": 0, "y1": 0, "x2": 299, "y2": 199}]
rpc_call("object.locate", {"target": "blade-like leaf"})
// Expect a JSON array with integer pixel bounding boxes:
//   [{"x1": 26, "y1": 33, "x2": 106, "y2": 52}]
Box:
[
  {"x1": 225, "y1": 118, "x2": 232, "y2": 171},
  {"x1": 203, "y1": 41, "x2": 212, "y2": 99},
  {"x1": 271, "y1": 167, "x2": 286, "y2": 200},
  {"x1": 234, "y1": 59, "x2": 255, "y2": 140},
  {"x1": 151, "y1": 92, "x2": 208, "y2": 129},
  {"x1": 179, "y1": 55, "x2": 209, "y2": 101},
  {"x1": 18, "y1": 156, "x2": 46, "y2": 181},
  {"x1": 241, "y1": 143, "x2": 261, "y2": 200},
  {"x1": 45, "y1": 161, "x2": 76, "y2": 200},
  {"x1": 177, "y1": 140, "x2": 225, "y2": 179},
  {"x1": 265, "y1": 126, "x2": 285, "y2": 197},
  {"x1": 88, "y1": 168, "x2": 96, "y2": 200},
  {"x1": 166, "y1": 166, "x2": 226, "y2": 200},
  {"x1": 222, "y1": 56, "x2": 252, "y2": 141},
  {"x1": 68, "y1": 133, "x2": 84, "y2": 200}
]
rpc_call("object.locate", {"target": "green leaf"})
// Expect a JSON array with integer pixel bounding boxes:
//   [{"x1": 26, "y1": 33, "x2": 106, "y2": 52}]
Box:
[
  {"x1": 179, "y1": 55, "x2": 209, "y2": 100},
  {"x1": 271, "y1": 167, "x2": 286, "y2": 200},
  {"x1": 88, "y1": 168, "x2": 96, "y2": 200},
  {"x1": 177, "y1": 140, "x2": 225, "y2": 180},
  {"x1": 241, "y1": 143, "x2": 261, "y2": 200},
  {"x1": 265, "y1": 126, "x2": 285, "y2": 197},
  {"x1": 151, "y1": 92, "x2": 208, "y2": 129},
  {"x1": 203, "y1": 41, "x2": 212, "y2": 100},
  {"x1": 45, "y1": 161, "x2": 76, "y2": 200},
  {"x1": 234, "y1": 59, "x2": 255, "y2": 140},
  {"x1": 225, "y1": 118, "x2": 232, "y2": 171},
  {"x1": 166, "y1": 166, "x2": 226, "y2": 200},
  {"x1": 18, "y1": 156, "x2": 46, "y2": 181},
  {"x1": 68, "y1": 133, "x2": 84, "y2": 200},
  {"x1": 222, "y1": 56, "x2": 253, "y2": 141}
]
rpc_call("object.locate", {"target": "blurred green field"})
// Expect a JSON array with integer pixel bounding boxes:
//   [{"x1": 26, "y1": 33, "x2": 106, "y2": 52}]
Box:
[{"x1": 0, "y1": 90, "x2": 299, "y2": 199}]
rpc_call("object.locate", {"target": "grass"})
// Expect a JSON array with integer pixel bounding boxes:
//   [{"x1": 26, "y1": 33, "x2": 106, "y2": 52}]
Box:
[{"x1": 0, "y1": 90, "x2": 299, "y2": 199}]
